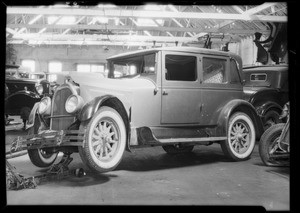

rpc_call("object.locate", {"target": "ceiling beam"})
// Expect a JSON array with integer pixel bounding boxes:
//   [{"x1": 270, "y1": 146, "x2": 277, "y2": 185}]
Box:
[
  {"x1": 218, "y1": 3, "x2": 279, "y2": 29},
  {"x1": 7, "y1": 38, "x2": 231, "y2": 46},
  {"x1": 11, "y1": 33, "x2": 201, "y2": 43},
  {"x1": 7, "y1": 23, "x2": 270, "y2": 34},
  {"x1": 192, "y1": 3, "x2": 279, "y2": 39},
  {"x1": 7, "y1": 7, "x2": 287, "y2": 22}
]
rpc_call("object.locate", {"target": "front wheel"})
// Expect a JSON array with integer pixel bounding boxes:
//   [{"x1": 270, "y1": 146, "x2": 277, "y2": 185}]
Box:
[
  {"x1": 79, "y1": 106, "x2": 126, "y2": 173},
  {"x1": 27, "y1": 117, "x2": 58, "y2": 168},
  {"x1": 221, "y1": 112, "x2": 256, "y2": 161},
  {"x1": 259, "y1": 123, "x2": 289, "y2": 166}
]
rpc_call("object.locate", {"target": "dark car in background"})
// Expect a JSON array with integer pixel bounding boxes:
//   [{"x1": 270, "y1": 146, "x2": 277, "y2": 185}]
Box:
[
  {"x1": 5, "y1": 64, "x2": 51, "y2": 129},
  {"x1": 242, "y1": 64, "x2": 289, "y2": 129}
]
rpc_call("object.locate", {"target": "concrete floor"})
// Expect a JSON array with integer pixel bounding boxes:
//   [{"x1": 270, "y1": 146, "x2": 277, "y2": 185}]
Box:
[{"x1": 5, "y1": 117, "x2": 289, "y2": 209}]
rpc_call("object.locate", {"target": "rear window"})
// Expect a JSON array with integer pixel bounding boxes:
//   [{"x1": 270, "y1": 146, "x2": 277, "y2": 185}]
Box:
[
  {"x1": 250, "y1": 73, "x2": 267, "y2": 81},
  {"x1": 202, "y1": 57, "x2": 226, "y2": 84}
]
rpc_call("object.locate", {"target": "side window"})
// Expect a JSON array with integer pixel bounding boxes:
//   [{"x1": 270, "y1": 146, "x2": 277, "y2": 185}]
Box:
[
  {"x1": 230, "y1": 59, "x2": 241, "y2": 84},
  {"x1": 165, "y1": 55, "x2": 197, "y2": 81},
  {"x1": 202, "y1": 57, "x2": 226, "y2": 84}
]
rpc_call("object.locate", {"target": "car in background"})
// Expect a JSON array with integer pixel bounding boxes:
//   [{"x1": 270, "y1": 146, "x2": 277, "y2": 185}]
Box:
[
  {"x1": 5, "y1": 64, "x2": 51, "y2": 129},
  {"x1": 23, "y1": 47, "x2": 264, "y2": 173},
  {"x1": 242, "y1": 64, "x2": 289, "y2": 129}
]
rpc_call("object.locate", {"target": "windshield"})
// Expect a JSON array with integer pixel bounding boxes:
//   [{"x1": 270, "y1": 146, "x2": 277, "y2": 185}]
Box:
[{"x1": 108, "y1": 53, "x2": 156, "y2": 82}]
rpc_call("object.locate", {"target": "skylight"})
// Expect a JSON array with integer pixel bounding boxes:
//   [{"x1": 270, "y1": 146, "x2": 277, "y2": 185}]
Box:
[
  {"x1": 136, "y1": 18, "x2": 163, "y2": 26},
  {"x1": 144, "y1": 5, "x2": 161, "y2": 11},
  {"x1": 47, "y1": 16, "x2": 76, "y2": 25}
]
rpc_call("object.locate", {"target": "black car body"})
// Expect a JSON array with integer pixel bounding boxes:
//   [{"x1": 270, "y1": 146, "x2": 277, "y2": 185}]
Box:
[
  {"x1": 242, "y1": 64, "x2": 289, "y2": 129},
  {"x1": 5, "y1": 65, "x2": 51, "y2": 127}
]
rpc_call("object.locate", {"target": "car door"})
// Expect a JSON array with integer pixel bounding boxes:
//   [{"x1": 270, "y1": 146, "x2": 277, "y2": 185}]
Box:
[
  {"x1": 199, "y1": 55, "x2": 243, "y2": 125},
  {"x1": 161, "y1": 51, "x2": 201, "y2": 124}
]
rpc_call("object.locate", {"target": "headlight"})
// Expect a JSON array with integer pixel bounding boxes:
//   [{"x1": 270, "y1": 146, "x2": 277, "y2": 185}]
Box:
[
  {"x1": 35, "y1": 84, "x2": 44, "y2": 95},
  {"x1": 65, "y1": 95, "x2": 84, "y2": 114},
  {"x1": 38, "y1": 97, "x2": 51, "y2": 115}
]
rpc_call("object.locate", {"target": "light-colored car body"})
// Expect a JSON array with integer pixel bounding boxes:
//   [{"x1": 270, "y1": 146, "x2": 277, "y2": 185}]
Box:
[{"x1": 21, "y1": 47, "x2": 264, "y2": 173}]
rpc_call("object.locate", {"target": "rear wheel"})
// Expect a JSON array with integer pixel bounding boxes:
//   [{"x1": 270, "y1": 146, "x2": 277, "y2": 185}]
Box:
[
  {"x1": 79, "y1": 106, "x2": 126, "y2": 173},
  {"x1": 27, "y1": 116, "x2": 58, "y2": 168},
  {"x1": 221, "y1": 112, "x2": 256, "y2": 161},
  {"x1": 162, "y1": 144, "x2": 194, "y2": 155},
  {"x1": 264, "y1": 109, "x2": 281, "y2": 130}
]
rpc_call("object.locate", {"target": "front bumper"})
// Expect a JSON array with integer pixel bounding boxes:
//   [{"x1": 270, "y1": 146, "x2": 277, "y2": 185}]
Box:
[{"x1": 9, "y1": 130, "x2": 85, "y2": 154}]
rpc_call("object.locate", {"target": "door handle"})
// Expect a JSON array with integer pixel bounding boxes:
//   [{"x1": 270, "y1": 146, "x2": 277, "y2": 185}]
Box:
[{"x1": 162, "y1": 90, "x2": 168, "y2": 95}]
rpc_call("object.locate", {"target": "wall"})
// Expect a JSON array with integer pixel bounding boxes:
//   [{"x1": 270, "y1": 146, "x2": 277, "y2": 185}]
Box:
[
  {"x1": 12, "y1": 45, "x2": 138, "y2": 72},
  {"x1": 10, "y1": 37, "x2": 264, "y2": 72},
  {"x1": 228, "y1": 35, "x2": 258, "y2": 66}
]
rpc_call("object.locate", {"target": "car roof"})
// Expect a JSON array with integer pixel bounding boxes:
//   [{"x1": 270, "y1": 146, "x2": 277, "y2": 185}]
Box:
[{"x1": 107, "y1": 46, "x2": 241, "y2": 60}]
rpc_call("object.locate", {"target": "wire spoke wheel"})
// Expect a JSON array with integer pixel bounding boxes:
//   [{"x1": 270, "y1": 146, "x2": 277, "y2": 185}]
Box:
[
  {"x1": 221, "y1": 112, "x2": 256, "y2": 161},
  {"x1": 79, "y1": 106, "x2": 126, "y2": 173},
  {"x1": 229, "y1": 121, "x2": 251, "y2": 154},
  {"x1": 91, "y1": 118, "x2": 120, "y2": 162}
]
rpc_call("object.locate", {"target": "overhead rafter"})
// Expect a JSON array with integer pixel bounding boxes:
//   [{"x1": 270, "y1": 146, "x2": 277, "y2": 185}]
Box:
[
  {"x1": 8, "y1": 38, "x2": 232, "y2": 46},
  {"x1": 7, "y1": 7, "x2": 287, "y2": 22},
  {"x1": 192, "y1": 3, "x2": 279, "y2": 39},
  {"x1": 7, "y1": 23, "x2": 270, "y2": 34}
]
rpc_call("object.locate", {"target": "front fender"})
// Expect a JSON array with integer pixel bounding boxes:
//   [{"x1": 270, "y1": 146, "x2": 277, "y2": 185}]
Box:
[
  {"x1": 26, "y1": 102, "x2": 40, "y2": 130},
  {"x1": 5, "y1": 90, "x2": 40, "y2": 101},
  {"x1": 216, "y1": 99, "x2": 264, "y2": 140},
  {"x1": 78, "y1": 95, "x2": 114, "y2": 122}
]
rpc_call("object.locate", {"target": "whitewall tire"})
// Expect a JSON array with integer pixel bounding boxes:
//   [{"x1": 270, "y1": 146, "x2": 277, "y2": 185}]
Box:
[
  {"x1": 27, "y1": 117, "x2": 58, "y2": 168},
  {"x1": 221, "y1": 112, "x2": 256, "y2": 161},
  {"x1": 79, "y1": 106, "x2": 126, "y2": 173}
]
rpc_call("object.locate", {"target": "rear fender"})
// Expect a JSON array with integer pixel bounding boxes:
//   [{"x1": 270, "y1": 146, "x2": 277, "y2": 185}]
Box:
[
  {"x1": 216, "y1": 99, "x2": 264, "y2": 140},
  {"x1": 256, "y1": 101, "x2": 282, "y2": 117}
]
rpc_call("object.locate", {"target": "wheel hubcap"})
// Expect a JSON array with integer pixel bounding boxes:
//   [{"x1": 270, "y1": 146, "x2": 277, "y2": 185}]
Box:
[
  {"x1": 230, "y1": 121, "x2": 250, "y2": 154},
  {"x1": 91, "y1": 118, "x2": 119, "y2": 162}
]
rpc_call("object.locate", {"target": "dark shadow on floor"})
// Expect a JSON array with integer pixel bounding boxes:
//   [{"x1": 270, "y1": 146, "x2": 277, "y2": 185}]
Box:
[{"x1": 115, "y1": 147, "x2": 234, "y2": 172}]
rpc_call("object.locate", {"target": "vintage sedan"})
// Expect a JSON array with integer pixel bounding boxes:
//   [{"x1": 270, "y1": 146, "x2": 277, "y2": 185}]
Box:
[
  {"x1": 242, "y1": 64, "x2": 289, "y2": 129},
  {"x1": 23, "y1": 47, "x2": 264, "y2": 173},
  {"x1": 5, "y1": 65, "x2": 51, "y2": 129}
]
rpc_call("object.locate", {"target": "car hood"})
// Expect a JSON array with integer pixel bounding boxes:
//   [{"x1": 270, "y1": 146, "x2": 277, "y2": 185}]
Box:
[{"x1": 66, "y1": 72, "x2": 156, "y2": 103}]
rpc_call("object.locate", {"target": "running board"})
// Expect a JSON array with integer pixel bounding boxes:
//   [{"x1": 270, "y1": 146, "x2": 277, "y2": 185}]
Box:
[
  {"x1": 137, "y1": 127, "x2": 227, "y2": 145},
  {"x1": 157, "y1": 137, "x2": 227, "y2": 143}
]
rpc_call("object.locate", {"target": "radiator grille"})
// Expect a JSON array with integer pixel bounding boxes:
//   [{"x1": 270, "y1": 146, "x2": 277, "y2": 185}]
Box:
[{"x1": 51, "y1": 87, "x2": 75, "y2": 130}]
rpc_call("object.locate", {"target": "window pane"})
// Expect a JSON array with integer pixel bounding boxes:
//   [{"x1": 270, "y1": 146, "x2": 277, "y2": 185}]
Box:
[
  {"x1": 165, "y1": 55, "x2": 196, "y2": 81},
  {"x1": 48, "y1": 62, "x2": 62, "y2": 82},
  {"x1": 21, "y1": 60, "x2": 35, "y2": 72},
  {"x1": 203, "y1": 58, "x2": 226, "y2": 84},
  {"x1": 91, "y1": 65, "x2": 105, "y2": 72},
  {"x1": 77, "y1": 64, "x2": 91, "y2": 72},
  {"x1": 230, "y1": 59, "x2": 241, "y2": 83},
  {"x1": 48, "y1": 62, "x2": 62, "y2": 73}
]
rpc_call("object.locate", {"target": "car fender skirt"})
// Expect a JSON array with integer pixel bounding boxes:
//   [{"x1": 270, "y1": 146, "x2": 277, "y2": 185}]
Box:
[
  {"x1": 216, "y1": 99, "x2": 264, "y2": 140},
  {"x1": 78, "y1": 95, "x2": 114, "y2": 122}
]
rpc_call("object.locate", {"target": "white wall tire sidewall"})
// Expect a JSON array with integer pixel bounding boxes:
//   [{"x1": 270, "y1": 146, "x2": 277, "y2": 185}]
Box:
[
  {"x1": 87, "y1": 107, "x2": 126, "y2": 170},
  {"x1": 37, "y1": 151, "x2": 57, "y2": 164},
  {"x1": 228, "y1": 113, "x2": 256, "y2": 159}
]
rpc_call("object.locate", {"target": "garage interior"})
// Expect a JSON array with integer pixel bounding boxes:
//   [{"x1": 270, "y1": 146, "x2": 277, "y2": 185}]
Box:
[{"x1": 5, "y1": 2, "x2": 290, "y2": 209}]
